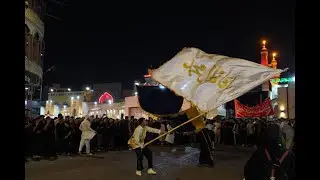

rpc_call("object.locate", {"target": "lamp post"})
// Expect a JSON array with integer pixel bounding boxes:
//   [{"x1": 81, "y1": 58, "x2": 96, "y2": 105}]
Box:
[{"x1": 39, "y1": 65, "x2": 55, "y2": 101}]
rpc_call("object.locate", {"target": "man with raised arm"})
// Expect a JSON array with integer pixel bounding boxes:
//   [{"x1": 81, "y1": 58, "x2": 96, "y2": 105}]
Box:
[{"x1": 128, "y1": 118, "x2": 165, "y2": 176}]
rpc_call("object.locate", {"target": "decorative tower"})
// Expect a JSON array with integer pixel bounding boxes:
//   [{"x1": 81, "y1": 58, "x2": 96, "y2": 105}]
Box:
[
  {"x1": 269, "y1": 52, "x2": 280, "y2": 86},
  {"x1": 261, "y1": 40, "x2": 268, "y2": 66},
  {"x1": 261, "y1": 40, "x2": 270, "y2": 92}
]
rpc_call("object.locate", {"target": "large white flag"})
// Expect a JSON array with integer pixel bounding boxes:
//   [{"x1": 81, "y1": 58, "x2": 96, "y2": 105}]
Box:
[{"x1": 151, "y1": 47, "x2": 285, "y2": 113}]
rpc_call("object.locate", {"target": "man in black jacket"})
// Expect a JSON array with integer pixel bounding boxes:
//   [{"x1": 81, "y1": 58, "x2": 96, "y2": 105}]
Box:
[{"x1": 244, "y1": 124, "x2": 295, "y2": 180}]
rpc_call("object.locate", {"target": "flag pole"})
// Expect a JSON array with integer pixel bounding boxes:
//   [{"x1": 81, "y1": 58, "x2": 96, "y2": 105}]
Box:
[{"x1": 144, "y1": 112, "x2": 206, "y2": 147}]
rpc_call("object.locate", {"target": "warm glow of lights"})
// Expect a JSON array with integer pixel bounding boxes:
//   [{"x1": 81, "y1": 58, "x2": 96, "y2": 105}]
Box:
[
  {"x1": 262, "y1": 40, "x2": 266, "y2": 46},
  {"x1": 272, "y1": 52, "x2": 277, "y2": 58},
  {"x1": 280, "y1": 112, "x2": 286, "y2": 118},
  {"x1": 144, "y1": 74, "x2": 151, "y2": 78},
  {"x1": 280, "y1": 105, "x2": 285, "y2": 111},
  {"x1": 46, "y1": 101, "x2": 49, "y2": 104},
  {"x1": 98, "y1": 92, "x2": 114, "y2": 104},
  {"x1": 134, "y1": 92, "x2": 138, "y2": 96},
  {"x1": 50, "y1": 100, "x2": 53, "y2": 103}
]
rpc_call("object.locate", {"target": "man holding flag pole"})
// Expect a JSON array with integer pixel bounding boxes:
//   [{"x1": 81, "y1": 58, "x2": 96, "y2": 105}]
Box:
[{"x1": 131, "y1": 47, "x2": 285, "y2": 176}]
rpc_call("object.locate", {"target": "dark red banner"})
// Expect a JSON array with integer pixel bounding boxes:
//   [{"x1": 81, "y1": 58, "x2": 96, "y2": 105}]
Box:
[{"x1": 234, "y1": 98, "x2": 274, "y2": 118}]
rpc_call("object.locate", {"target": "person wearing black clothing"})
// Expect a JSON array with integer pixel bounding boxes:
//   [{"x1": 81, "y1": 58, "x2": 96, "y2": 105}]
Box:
[
  {"x1": 55, "y1": 114, "x2": 66, "y2": 155},
  {"x1": 121, "y1": 117, "x2": 130, "y2": 149},
  {"x1": 73, "y1": 118, "x2": 82, "y2": 153},
  {"x1": 113, "y1": 120, "x2": 122, "y2": 150},
  {"x1": 32, "y1": 116, "x2": 45, "y2": 159},
  {"x1": 197, "y1": 129, "x2": 214, "y2": 167},
  {"x1": 43, "y1": 117, "x2": 57, "y2": 159},
  {"x1": 244, "y1": 124, "x2": 295, "y2": 180},
  {"x1": 183, "y1": 128, "x2": 214, "y2": 168},
  {"x1": 97, "y1": 120, "x2": 106, "y2": 151},
  {"x1": 90, "y1": 117, "x2": 99, "y2": 152},
  {"x1": 63, "y1": 121, "x2": 73, "y2": 155}
]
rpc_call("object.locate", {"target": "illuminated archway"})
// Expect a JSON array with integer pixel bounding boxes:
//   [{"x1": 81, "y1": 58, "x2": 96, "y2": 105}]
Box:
[{"x1": 98, "y1": 92, "x2": 114, "y2": 104}]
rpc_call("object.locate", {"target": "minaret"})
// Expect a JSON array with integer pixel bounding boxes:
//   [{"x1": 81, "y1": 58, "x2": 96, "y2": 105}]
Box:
[
  {"x1": 261, "y1": 40, "x2": 270, "y2": 92},
  {"x1": 261, "y1": 40, "x2": 268, "y2": 66}
]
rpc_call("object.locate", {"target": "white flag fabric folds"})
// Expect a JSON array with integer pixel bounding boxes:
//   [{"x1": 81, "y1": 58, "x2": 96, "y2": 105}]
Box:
[{"x1": 151, "y1": 47, "x2": 285, "y2": 113}]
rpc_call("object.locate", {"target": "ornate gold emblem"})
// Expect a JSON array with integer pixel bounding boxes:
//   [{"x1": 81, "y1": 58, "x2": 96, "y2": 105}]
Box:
[{"x1": 183, "y1": 59, "x2": 235, "y2": 89}]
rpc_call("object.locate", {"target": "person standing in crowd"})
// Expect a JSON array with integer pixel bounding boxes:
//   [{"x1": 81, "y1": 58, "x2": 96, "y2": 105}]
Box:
[
  {"x1": 90, "y1": 116, "x2": 99, "y2": 152},
  {"x1": 63, "y1": 120, "x2": 73, "y2": 155},
  {"x1": 240, "y1": 120, "x2": 247, "y2": 146},
  {"x1": 246, "y1": 120, "x2": 255, "y2": 147},
  {"x1": 55, "y1": 114, "x2": 65, "y2": 155},
  {"x1": 78, "y1": 117, "x2": 96, "y2": 156},
  {"x1": 214, "y1": 119, "x2": 221, "y2": 145},
  {"x1": 32, "y1": 115, "x2": 45, "y2": 160},
  {"x1": 232, "y1": 120, "x2": 240, "y2": 145},
  {"x1": 121, "y1": 116, "x2": 130, "y2": 150},
  {"x1": 128, "y1": 118, "x2": 164, "y2": 176},
  {"x1": 280, "y1": 119, "x2": 295, "y2": 150},
  {"x1": 205, "y1": 120, "x2": 215, "y2": 149},
  {"x1": 43, "y1": 116, "x2": 56, "y2": 159},
  {"x1": 244, "y1": 124, "x2": 295, "y2": 180}
]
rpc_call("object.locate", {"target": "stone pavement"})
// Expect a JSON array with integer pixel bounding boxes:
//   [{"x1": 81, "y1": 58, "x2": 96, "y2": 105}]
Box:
[{"x1": 25, "y1": 145, "x2": 254, "y2": 180}]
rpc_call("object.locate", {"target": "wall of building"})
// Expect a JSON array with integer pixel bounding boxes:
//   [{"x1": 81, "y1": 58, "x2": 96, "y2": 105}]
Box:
[{"x1": 277, "y1": 82, "x2": 295, "y2": 119}]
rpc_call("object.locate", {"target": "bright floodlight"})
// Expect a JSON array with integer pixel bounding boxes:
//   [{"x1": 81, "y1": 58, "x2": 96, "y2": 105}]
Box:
[
  {"x1": 159, "y1": 84, "x2": 166, "y2": 89},
  {"x1": 50, "y1": 89, "x2": 54, "y2": 92},
  {"x1": 86, "y1": 87, "x2": 90, "y2": 91},
  {"x1": 46, "y1": 101, "x2": 49, "y2": 104},
  {"x1": 134, "y1": 92, "x2": 138, "y2": 96},
  {"x1": 71, "y1": 96, "x2": 74, "y2": 100},
  {"x1": 50, "y1": 100, "x2": 53, "y2": 103},
  {"x1": 68, "y1": 88, "x2": 71, "y2": 91},
  {"x1": 77, "y1": 96, "x2": 80, "y2": 99},
  {"x1": 108, "y1": 100, "x2": 112, "y2": 104}
]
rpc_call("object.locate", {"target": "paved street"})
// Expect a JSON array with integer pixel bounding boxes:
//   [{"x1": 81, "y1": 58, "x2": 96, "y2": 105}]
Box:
[{"x1": 26, "y1": 145, "x2": 254, "y2": 180}]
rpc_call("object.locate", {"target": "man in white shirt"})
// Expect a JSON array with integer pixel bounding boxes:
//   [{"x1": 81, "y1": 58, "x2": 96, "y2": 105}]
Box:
[
  {"x1": 280, "y1": 119, "x2": 295, "y2": 149},
  {"x1": 78, "y1": 117, "x2": 96, "y2": 156},
  {"x1": 128, "y1": 118, "x2": 164, "y2": 176}
]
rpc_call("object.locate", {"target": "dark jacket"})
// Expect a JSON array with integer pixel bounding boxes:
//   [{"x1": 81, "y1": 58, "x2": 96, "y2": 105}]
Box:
[{"x1": 244, "y1": 124, "x2": 295, "y2": 180}]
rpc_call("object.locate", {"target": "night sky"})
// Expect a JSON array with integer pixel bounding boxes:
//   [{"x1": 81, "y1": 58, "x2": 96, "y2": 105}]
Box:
[{"x1": 43, "y1": 1, "x2": 295, "y2": 90}]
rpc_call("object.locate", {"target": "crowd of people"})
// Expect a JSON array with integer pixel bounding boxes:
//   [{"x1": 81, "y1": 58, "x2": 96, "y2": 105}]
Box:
[{"x1": 25, "y1": 112, "x2": 295, "y2": 162}]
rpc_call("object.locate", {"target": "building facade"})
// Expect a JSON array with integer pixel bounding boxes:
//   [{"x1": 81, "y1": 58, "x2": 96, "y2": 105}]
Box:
[{"x1": 25, "y1": 0, "x2": 46, "y2": 101}]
